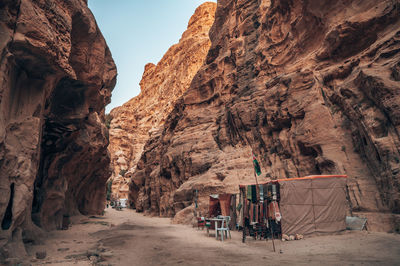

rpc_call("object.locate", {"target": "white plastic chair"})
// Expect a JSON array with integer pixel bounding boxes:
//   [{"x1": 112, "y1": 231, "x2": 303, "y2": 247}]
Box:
[{"x1": 216, "y1": 216, "x2": 231, "y2": 241}]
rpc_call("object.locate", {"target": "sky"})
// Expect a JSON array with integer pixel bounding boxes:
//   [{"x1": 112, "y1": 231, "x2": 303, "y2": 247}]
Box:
[{"x1": 88, "y1": 0, "x2": 216, "y2": 113}]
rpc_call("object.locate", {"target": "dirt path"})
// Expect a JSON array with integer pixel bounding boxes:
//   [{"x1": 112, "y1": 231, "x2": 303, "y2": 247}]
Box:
[{"x1": 24, "y1": 208, "x2": 400, "y2": 265}]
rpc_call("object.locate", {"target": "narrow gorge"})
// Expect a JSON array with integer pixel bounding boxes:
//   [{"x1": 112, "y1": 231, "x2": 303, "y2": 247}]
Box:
[
  {"x1": 1, "y1": 0, "x2": 400, "y2": 263},
  {"x1": 108, "y1": 2, "x2": 217, "y2": 204}
]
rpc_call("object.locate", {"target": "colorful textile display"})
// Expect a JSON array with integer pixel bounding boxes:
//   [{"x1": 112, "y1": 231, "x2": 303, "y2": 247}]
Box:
[{"x1": 239, "y1": 175, "x2": 347, "y2": 241}]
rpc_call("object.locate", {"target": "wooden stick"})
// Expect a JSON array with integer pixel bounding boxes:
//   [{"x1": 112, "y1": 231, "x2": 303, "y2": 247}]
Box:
[
  {"x1": 269, "y1": 220, "x2": 276, "y2": 252},
  {"x1": 253, "y1": 165, "x2": 259, "y2": 186}
]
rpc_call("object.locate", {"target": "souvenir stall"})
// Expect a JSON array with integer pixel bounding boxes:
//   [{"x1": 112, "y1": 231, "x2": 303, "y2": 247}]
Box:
[
  {"x1": 238, "y1": 175, "x2": 347, "y2": 242},
  {"x1": 238, "y1": 182, "x2": 281, "y2": 242}
]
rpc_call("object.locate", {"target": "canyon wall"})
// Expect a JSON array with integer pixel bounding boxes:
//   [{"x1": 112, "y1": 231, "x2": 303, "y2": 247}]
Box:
[
  {"x1": 0, "y1": 0, "x2": 116, "y2": 259},
  {"x1": 132, "y1": 0, "x2": 400, "y2": 230},
  {"x1": 108, "y1": 2, "x2": 217, "y2": 203}
]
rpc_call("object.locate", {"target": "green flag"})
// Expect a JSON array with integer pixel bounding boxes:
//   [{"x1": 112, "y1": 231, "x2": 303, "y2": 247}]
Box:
[{"x1": 252, "y1": 152, "x2": 261, "y2": 176}]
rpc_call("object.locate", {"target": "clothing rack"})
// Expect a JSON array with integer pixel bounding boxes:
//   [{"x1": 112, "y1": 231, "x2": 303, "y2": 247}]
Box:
[{"x1": 239, "y1": 182, "x2": 282, "y2": 242}]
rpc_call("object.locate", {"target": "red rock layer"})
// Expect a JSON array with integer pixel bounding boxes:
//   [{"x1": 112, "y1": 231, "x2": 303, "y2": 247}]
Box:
[
  {"x1": 0, "y1": 0, "x2": 116, "y2": 259},
  {"x1": 108, "y1": 2, "x2": 217, "y2": 203},
  {"x1": 132, "y1": 0, "x2": 400, "y2": 230}
]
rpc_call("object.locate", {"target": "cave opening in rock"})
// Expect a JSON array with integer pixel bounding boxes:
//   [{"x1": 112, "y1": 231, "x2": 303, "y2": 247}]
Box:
[
  {"x1": 31, "y1": 77, "x2": 88, "y2": 229},
  {"x1": 50, "y1": 77, "x2": 87, "y2": 117},
  {"x1": 1, "y1": 183, "x2": 15, "y2": 230}
]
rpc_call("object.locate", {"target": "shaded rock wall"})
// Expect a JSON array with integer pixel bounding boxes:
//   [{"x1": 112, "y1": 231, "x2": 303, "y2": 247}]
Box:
[
  {"x1": 108, "y1": 2, "x2": 216, "y2": 203},
  {"x1": 0, "y1": 0, "x2": 116, "y2": 258},
  {"x1": 132, "y1": 0, "x2": 400, "y2": 230}
]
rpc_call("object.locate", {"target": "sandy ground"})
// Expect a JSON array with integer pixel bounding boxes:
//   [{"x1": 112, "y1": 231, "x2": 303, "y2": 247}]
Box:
[{"x1": 22, "y1": 208, "x2": 400, "y2": 266}]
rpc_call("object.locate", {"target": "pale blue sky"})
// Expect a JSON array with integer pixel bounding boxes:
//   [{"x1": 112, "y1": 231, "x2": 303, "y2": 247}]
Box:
[{"x1": 88, "y1": 0, "x2": 216, "y2": 113}]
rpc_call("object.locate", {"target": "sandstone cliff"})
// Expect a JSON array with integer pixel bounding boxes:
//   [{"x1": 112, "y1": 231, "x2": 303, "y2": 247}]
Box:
[
  {"x1": 132, "y1": 0, "x2": 400, "y2": 231},
  {"x1": 0, "y1": 0, "x2": 116, "y2": 260},
  {"x1": 108, "y1": 2, "x2": 217, "y2": 203},
  {"x1": 110, "y1": 175, "x2": 130, "y2": 200}
]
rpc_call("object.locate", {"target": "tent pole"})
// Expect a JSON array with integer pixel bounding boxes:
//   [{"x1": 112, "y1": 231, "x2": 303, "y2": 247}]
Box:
[
  {"x1": 253, "y1": 168, "x2": 259, "y2": 186},
  {"x1": 269, "y1": 220, "x2": 276, "y2": 252}
]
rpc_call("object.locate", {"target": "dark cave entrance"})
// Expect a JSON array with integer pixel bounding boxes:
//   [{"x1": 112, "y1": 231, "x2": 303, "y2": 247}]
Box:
[
  {"x1": 1, "y1": 183, "x2": 15, "y2": 230},
  {"x1": 31, "y1": 77, "x2": 87, "y2": 228}
]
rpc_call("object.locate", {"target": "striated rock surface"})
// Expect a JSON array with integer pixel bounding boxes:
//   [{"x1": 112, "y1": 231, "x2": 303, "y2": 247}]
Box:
[
  {"x1": 108, "y1": 2, "x2": 217, "y2": 202},
  {"x1": 110, "y1": 175, "x2": 130, "y2": 200},
  {"x1": 0, "y1": 0, "x2": 116, "y2": 259},
  {"x1": 132, "y1": 0, "x2": 400, "y2": 230}
]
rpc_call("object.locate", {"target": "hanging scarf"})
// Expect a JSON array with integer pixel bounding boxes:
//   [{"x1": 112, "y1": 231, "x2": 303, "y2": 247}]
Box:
[
  {"x1": 259, "y1": 185, "x2": 264, "y2": 204},
  {"x1": 268, "y1": 201, "x2": 281, "y2": 222},
  {"x1": 247, "y1": 185, "x2": 252, "y2": 201},
  {"x1": 251, "y1": 185, "x2": 257, "y2": 203}
]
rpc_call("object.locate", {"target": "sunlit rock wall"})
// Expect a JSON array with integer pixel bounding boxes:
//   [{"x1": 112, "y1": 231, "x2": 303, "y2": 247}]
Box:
[{"x1": 132, "y1": 0, "x2": 400, "y2": 231}]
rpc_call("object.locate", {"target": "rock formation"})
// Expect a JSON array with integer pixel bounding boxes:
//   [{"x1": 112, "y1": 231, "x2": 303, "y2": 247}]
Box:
[
  {"x1": 108, "y1": 2, "x2": 217, "y2": 203},
  {"x1": 0, "y1": 0, "x2": 116, "y2": 260},
  {"x1": 110, "y1": 175, "x2": 130, "y2": 200},
  {"x1": 132, "y1": 0, "x2": 400, "y2": 231}
]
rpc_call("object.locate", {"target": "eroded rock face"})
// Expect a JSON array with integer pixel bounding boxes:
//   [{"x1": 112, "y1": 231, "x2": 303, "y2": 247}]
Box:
[
  {"x1": 110, "y1": 175, "x2": 130, "y2": 200},
  {"x1": 133, "y1": 0, "x2": 400, "y2": 230},
  {"x1": 0, "y1": 0, "x2": 116, "y2": 259},
  {"x1": 108, "y1": 2, "x2": 217, "y2": 203}
]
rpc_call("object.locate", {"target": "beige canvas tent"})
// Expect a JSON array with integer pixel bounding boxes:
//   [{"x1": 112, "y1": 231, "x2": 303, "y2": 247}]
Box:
[
  {"x1": 279, "y1": 175, "x2": 347, "y2": 235},
  {"x1": 239, "y1": 175, "x2": 347, "y2": 239}
]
